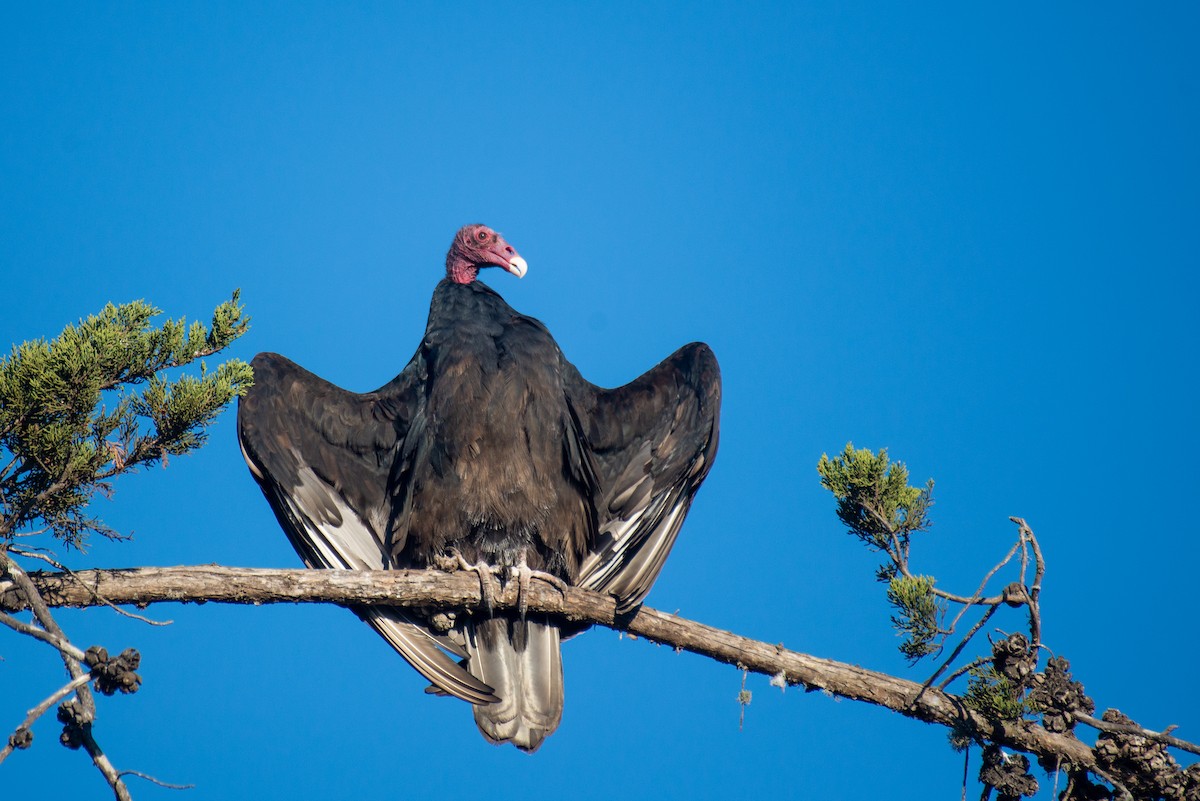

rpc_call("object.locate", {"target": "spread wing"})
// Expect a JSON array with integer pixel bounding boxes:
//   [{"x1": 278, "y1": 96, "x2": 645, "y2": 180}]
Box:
[
  {"x1": 567, "y1": 343, "x2": 721, "y2": 612},
  {"x1": 237, "y1": 352, "x2": 498, "y2": 704}
]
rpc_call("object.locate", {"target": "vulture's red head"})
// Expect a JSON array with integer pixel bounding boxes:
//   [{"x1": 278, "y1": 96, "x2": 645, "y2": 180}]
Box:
[{"x1": 446, "y1": 224, "x2": 528, "y2": 285}]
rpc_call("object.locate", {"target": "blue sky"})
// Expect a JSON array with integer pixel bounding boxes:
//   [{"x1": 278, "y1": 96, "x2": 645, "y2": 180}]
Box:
[{"x1": 3, "y1": 4, "x2": 1197, "y2": 799}]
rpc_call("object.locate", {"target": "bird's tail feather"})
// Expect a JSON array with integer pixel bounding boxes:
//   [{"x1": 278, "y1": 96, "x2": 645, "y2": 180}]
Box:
[
  {"x1": 359, "y1": 606, "x2": 498, "y2": 704},
  {"x1": 464, "y1": 615, "x2": 563, "y2": 753}
]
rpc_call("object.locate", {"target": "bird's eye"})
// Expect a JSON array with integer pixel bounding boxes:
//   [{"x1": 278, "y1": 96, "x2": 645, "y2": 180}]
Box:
[{"x1": 475, "y1": 229, "x2": 490, "y2": 242}]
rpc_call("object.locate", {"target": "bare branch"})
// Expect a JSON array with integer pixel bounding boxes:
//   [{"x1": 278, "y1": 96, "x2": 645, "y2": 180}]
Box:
[
  {"x1": 0, "y1": 551, "x2": 94, "y2": 718},
  {"x1": 78, "y1": 727, "x2": 132, "y2": 801},
  {"x1": 1, "y1": 564, "x2": 1116, "y2": 771},
  {"x1": 919, "y1": 603, "x2": 1000, "y2": 696},
  {"x1": 0, "y1": 671, "x2": 92, "y2": 764},
  {"x1": 0, "y1": 549, "x2": 139, "y2": 797},
  {"x1": 862, "y1": 500, "x2": 1013, "y2": 608},
  {"x1": 0, "y1": 608, "x2": 87, "y2": 659},
  {"x1": 1009, "y1": 518, "x2": 1045, "y2": 649},
  {"x1": 944, "y1": 538, "x2": 1022, "y2": 637},
  {"x1": 117, "y1": 769, "x2": 195, "y2": 791},
  {"x1": 1076, "y1": 713, "x2": 1200, "y2": 758},
  {"x1": 9, "y1": 546, "x2": 171, "y2": 627},
  {"x1": 939, "y1": 655, "x2": 992, "y2": 692},
  {"x1": 0, "y1": 452, "x2": 20, "y2": 483}
]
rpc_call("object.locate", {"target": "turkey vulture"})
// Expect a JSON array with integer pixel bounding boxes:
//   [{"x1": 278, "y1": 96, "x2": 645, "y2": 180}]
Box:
[{"x1": 237, "y1": 224, "x2": 720, "y2": 752}]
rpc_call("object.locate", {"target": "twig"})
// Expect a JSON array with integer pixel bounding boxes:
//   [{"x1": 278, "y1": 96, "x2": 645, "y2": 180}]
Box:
[
  {"x1": 9, "y1": 546, "x2": 171, "y2": 627},
  {"x1": 0, "y1": 608, "x2": 87, "y2": 660},
  {"x1": 860, "y1": 502, "x2": 908, "y2": 567},
  {"x1": 944, "y1": 538, "x2": 1022, "y2": 637},
  {"x1": 0, "y1": 551, "x2": 93, "y2": 715},
  {"x1": 938, "y1": 655, "x2": 992, "y2": 692},
  {"x1": 0, "y1": 471, "x2": 75, "y2": 540},
  {"x1": 737, "y1": 668, "x2": 750, "y2": 731},
  {"x1": 0, "y1": 671, "x2": 93, "y2": 765},
  {"x1": 79, "y1": 726, "x2": 132, "y2": 801},
  {"x1": 0, "y1": 452, "x2": 20, "y2": 483},
  {"x1": 917, "y1": 603, "x2": 1000, "y2": 698},
  {"x1": 1089, "y1": 763, "x2": 1134, "y2": 801},
  {"x1": 961, "y1": 746, "x2": 970, "y2": 801},
  {"x1": 1075, "y1": 713, "x2": 1200, "y2": 757},
  {"x1": 1017, "y1": 529, "x2": 1029, "y2": 589},
  {"x1": 1009, "y1": 518, "x2": 1044, "y2": 649},
  {"x1": 11, "y1": 528, "x2": 51, "y2": 538},
  {"x1": 0, "y1": 549, "x2": 136, "y2": 799},
  {"x1": 918, "y1": 529, "x2": 1027, "y2": 695},
  {"x1": 118, "y1": 769, "x2": 195, "y2": 790},
  {"x1": 863, "y1": 503, "x2": 1015, "y2": 608}
]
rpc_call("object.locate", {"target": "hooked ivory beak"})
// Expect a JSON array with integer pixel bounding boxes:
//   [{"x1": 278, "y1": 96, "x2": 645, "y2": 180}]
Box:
[{"x1": 506, "y1": 256, "x2": 528, "y2": 278}]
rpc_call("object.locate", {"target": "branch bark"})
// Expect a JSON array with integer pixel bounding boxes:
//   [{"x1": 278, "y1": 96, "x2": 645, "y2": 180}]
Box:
[{"x1": 3, "y1": 564, "x2": 1103, "y2": 773}]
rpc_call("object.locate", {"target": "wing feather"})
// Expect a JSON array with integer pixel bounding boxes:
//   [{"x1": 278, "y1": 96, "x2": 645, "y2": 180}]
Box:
[
  {"x1": 567, "y1": 343, "x2": 721, "y2": 612},
  {"x1": 238, "y1": 352, "x2": 497, "y2": 704}
]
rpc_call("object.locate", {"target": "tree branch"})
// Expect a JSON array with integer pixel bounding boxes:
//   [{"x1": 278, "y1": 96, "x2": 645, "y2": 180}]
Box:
[
  {"x1": 2, "y1": 564, "x2": 1118, "y2": 773},
  {"x1": 1, "y1": 549, "x2": 131, "y2": 799},
  {"x1": 0, "y1": 607, "x2": 86, "y2": 659},
  {"x1": 78, "y1": 727, "x2": 132, "y2": 801},
  {"x1": 0, "y1": 671, "x2": 92, "y2": 764},
  {"x1": 1076, "y1": 713, "x2": 1200, "y2": 758},
  {"x1": 0, "y1": 551, "x2": 94, "y2": 713}
]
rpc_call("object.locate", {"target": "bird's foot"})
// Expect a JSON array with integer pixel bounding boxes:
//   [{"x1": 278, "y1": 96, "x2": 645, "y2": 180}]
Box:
[
  {"x1": 440, "y1": 548, "x2": 499, "y2": 616},
  {"x1": 513, "y1": 558, "x2": 570, "y2": 619}
]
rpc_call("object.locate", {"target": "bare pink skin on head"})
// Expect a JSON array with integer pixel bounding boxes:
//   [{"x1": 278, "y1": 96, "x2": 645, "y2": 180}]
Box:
[{"x1": 445, "y1": 224, "x2": 528, "y2": 284}]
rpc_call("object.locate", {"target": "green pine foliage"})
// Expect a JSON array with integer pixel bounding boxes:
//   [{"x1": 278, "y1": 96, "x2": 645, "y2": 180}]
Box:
[
  {"x1": 964, "y1": 664, "x2": 1032, "y2": 722},
  {"x1": 818, "y1": 444, "x2": 942, "y2": 660},
  {"x1": 885, "y1": 574, "x2": 942, "y2": 662},
  {"x1": 816, "y1": 443, "x2": 932, "y2": 552},
  {"x1": 0, "y1": 293, "x2": 252, "y2": 547}
]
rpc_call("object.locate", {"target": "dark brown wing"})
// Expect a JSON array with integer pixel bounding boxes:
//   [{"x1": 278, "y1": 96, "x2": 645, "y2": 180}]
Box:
[
  {"x1": 567, "y1": 343, "x2": 721, "y2": 612},
  {"x1": 237, "y1": 352, "x2": 498, "y2": 704}
]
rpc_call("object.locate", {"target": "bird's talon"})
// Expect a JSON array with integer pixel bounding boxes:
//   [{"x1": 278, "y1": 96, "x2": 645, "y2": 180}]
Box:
[
  {"x1": 517, "y1": 562, "x2": 531, "y2": 619},
  {"x1": 439, "y1": 549, "x2": 498, "y2": 614},
  {"x1": 529, "y1": 568, "x2": 570, "y2": 598},
  {"x1": 433, "y1": 549, "x2": 465, "y2": 572},
  {"x1": 476, "y1": 564, "x2": 497, "y2": 615},
  {"x1": 512, "y1": 559, "x2": 570, "y2": 618}
]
